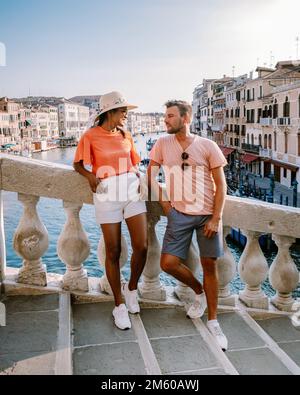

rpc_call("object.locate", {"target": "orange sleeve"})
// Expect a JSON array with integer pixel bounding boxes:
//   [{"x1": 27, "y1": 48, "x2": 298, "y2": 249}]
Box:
[
  {"x1": 74, "y1": 133, "x2": 93, "y2": 166},
  {"x1": 128, "y1": 134, "x2": 141, "y2": 166}
]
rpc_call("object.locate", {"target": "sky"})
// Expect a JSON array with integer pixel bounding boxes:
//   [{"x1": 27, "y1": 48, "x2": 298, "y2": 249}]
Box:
[{"x1": 0, "y1": 0, "x2": 300, "y2": 112}]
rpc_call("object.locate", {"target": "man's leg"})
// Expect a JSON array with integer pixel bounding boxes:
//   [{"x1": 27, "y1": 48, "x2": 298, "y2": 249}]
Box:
[
  {"x1": 201, "y1": 257, "x2": 218, "y2": 321},
  {"x1": 201, "y1": 256, "x2": 228, "y2": 351},
  {"x1": 161, "y1": 254, "x2": 203, "y2": 295}
]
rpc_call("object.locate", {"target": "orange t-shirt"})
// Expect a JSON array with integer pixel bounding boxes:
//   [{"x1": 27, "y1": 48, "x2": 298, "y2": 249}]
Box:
[{"x1": 74, "y1": 126, "x2": 141, "y2": 179}]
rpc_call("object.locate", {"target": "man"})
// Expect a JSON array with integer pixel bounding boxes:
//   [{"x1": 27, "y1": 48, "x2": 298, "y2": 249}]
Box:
[{"x1": 147, "y1": 100, "x2": 228, "y2": 351}]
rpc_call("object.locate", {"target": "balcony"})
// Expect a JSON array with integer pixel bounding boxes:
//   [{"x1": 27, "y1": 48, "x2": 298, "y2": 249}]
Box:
[
  {"x1": 242, "y1": 143, "x2": 261, "y2": 155},
  {"x1": 277, "y1": 118, "x2": 291, "y2": 127},
  {"x1": 260, "y1": 118, "x2": 273, "y2": 127},
  {"x1": 259, "y1": 148, "x2": 273, "y2": 158},
  {"x1": 0, "y1": 155, "x2": 300, "y2": 375}
]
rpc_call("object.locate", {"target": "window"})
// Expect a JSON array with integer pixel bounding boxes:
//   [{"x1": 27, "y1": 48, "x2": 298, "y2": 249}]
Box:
[
  {"x1": 283, "y1": 96, "x2": 290, "y2": 118},
  {"x1": 268, "y1": 134, "x2": 272, "y2": 149},
  {"x1": 285, "y1": 132, "x2": 288, "y2": 154},
  {"x1": 258, "y1": 108, "x2": 262, "y2": 123},
  {"x1": 259, "y1": 86, "x2": 263, "y2": 98},
  {"x1": 268, "y1": 106, "x2": 272, "y2": 118},
  {"x1": 274, "y1": 132, "x2": 277, "y2": 151},
  {"x1": 259, "y1": 135, "x2": 262, "y2": 146},
  {"x1": 264, "y1": 134, "x2": 268, "y2": 149},
  {"x1": 298, "y1": 134, "x2": 300, "y2": 156},
  {"x1": 283, "y1": 168, "x2": 287, "y2": 178},
  {"x1": 298, "y1": 95, "x2": 300, "y2": 117},
  {"x1": 251, "y1": 134, "x2": 254, "y2": 145}
]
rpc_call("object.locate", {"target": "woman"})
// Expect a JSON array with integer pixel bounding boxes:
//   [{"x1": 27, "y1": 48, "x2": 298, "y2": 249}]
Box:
[{"x1": 73, "y1": 91, "x2": 148, "y2": 330}]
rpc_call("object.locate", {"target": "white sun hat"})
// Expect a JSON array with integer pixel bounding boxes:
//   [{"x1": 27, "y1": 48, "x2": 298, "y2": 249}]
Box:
[{"x1": 99, "y1": 91, "x2": 138, "y2": 116}]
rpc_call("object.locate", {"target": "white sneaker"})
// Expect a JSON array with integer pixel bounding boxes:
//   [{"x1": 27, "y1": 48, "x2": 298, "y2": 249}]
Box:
[
  {"x1": 123, "y1": 283, "x2": 140, "y2": 314},
  {"x1": 112, "y1": 304, "x2": 132, "y2": 330},
  {"x1": 187, "y1": 292, "x2": 207, "y2": 319},
  {"x1": 207, "y1": 320, "x2": 228, "y2": 352}
]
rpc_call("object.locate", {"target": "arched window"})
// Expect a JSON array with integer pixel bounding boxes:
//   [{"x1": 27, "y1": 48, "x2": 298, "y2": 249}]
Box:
[
  {"x1": 283, "y1": 96, "x2": 290, "y2": 118},
  {"x1": 251, "y1": 134, "x2": 254, "y2": 145},
  {"x1": 268, "y1": 105, "x2": 272, "y2": 118},
  {"x1": 264, "y1": 134, "x2": 268, "y2": 149},
  {"x1": 259, "y1": 135, "x2": 262, "y2": 146},
  {"x1": 247, "y1": 134, "x2": 250, "y2": 144},
  {"x1": 274, "y1": 132, "x2": 277, "y2": 151},
  {"x1": 268, "y1": 134, "x2": 272, "y2": 149}
]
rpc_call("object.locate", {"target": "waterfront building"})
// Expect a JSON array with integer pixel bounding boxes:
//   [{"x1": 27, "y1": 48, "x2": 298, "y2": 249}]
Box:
[
  {"x1": 0, "y1": 97, "x2": 21, "y2": 143},
  {"x1": 127, "y1": 112, "x2": 165, "y2": 135},
  {"x1": 30, "y1": 105, "x2": 59, "y2": 141},
  {"x1": 192, "y1": 79, "x2": 215, "y2": 138},
  {"x1": 69, "y1": 95, "x2": 102, "y2": 112},
  {"x1": 192, "y1": 60, "x2": 300, "y2": 188},
  {"x1": 57, "y1": 99, "x2": 89, "y2": 140},
  {"x1": 0, "y1": 111, "x2": 10, "y2": 146}
]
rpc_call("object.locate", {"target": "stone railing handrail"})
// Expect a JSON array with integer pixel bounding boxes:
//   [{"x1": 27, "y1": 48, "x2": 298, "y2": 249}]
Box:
[{"x1": 1, "y1": 154, "x2": 299, "y2": 311}]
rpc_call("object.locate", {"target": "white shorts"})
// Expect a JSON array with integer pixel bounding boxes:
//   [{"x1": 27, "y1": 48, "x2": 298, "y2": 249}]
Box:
[{"x1": 93, "y1": 172, "x2": 147, "y2": 225}]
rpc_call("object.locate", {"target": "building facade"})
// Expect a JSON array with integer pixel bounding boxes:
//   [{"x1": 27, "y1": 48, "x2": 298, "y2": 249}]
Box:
[
  {"x1": 192, "y1": 60, "x2": 300, "y2": 187},
  {"x1": 58, "y1": 100, "x2": 89, "y2": 139},
  {"x1": 127, "y1": 112, "x2": 165, "y2": 135}
]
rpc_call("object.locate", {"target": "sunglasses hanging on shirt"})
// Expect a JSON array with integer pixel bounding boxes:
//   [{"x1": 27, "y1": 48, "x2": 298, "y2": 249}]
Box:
[{"x1": 181, "y1": 152, "x2": 190, "y2": 171}]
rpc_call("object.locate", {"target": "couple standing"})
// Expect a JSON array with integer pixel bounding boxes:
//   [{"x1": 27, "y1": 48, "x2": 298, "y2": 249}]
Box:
[{"x1": 73, "y1": 91, "x2": 228, "y2": 351}]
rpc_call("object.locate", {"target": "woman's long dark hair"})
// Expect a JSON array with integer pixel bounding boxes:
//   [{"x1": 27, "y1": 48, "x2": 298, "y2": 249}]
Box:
[{"x1": 95, "y1": 109, "x2": 125, "y2": 138}]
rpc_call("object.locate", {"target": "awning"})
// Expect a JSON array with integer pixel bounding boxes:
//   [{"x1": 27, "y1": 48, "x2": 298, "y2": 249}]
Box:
[
  {"x1": 220, "y1": 147, "x2": 235, "y2": 157},
  {"x1": 264, "y1": 159, "x2": 299, "y2": 172},
  {"x1": 242, "y1": 153, "x2": 260, "y2": 163}
]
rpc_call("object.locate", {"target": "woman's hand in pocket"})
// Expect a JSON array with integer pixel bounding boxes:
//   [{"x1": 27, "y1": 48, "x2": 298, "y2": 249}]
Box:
[{"x1": 87, "y1": 173, "x2": 100, "y2": 193}]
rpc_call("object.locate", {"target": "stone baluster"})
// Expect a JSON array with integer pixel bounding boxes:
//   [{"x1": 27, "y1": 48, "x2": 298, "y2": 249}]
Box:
[
  {"x1": 175, "y1": 239, "x2": 201, "y2": 303},
  {"x1": 13, "y1": 194, "x2": 48, "y2": 286},
  {"x1": 139, "y1": 215, "x2": 166, "y2": 301},
  {"x1": 0, "y1": 301, "x2": 5, "y2": 326},
  {"x1": 238, "y1": 230, "x2": 269, "y2": 309},
  {"x1": 97, "y1": 233, "x2": 128, "y2": 295},
  {"x1": 57, "y1": 202, "x2": 90, "y2": 292},
  {"x1": 217, "y1": 226, "x2": 237, "y2": 306},
  {"x1": 0, "y1": 191, "x2": 6, "y2": 283},
  {"x1": 269, "y1": 235, "x2": 299, "y2": 311}
]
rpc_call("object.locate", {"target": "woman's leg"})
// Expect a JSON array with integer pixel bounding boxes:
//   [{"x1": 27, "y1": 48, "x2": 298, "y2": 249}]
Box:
[
  {"x1": 125, "y1": 213, "x2": 148, "y2": 291},
  {"x1": 101, "y1": 223, "x2": 122, "y2": 306}
]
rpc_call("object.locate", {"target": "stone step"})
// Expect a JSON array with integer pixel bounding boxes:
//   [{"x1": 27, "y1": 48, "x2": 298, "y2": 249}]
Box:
[
  {"x1": 254, "y1": 315, "x2": 300, "y2": 369},
  {"x1": 139, "y1": 307, "x2": 235, "y2": 375},
  {"x1": 216, "y1": 310, "x2": 300, "y2": 375},
  {"x1": 72, "y1": 302, "x2": 148, "y2": 375},
  {"x1": 72, "y1": 302, "x2": 238, "y2": 375},
  {"x1": 0, "y1": 294, "x2": 61, "y2": 375}
]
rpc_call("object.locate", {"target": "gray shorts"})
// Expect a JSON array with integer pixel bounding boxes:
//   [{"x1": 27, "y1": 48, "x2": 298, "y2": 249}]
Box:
[{"x1": 162, "y1": 208, "x2": 224, "y2": 261}]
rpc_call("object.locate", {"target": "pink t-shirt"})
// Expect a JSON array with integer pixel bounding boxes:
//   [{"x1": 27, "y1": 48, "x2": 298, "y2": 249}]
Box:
[{"x1": 149, "y1": 135, "x2": 227, "y2": 215}]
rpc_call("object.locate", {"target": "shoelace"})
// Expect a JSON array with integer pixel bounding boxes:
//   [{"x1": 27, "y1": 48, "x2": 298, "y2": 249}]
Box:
[{"x1": 210, "y1": 325, "x2": 224, "y2": 337}]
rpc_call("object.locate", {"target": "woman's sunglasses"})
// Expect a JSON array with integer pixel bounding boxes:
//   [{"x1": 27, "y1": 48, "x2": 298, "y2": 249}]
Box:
[{"x1": 181, "y1": 152, "x2": 190, "y2": 171}]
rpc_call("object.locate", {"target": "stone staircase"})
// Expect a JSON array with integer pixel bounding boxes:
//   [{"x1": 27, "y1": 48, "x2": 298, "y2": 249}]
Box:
[{"x1": 1, "y1": 294, "x2": 300, "y2": 375}]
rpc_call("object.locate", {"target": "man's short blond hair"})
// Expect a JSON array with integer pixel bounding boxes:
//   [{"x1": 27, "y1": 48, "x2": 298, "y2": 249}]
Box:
[{"x1": 165, "y1": 100, "x2": 192, "y2": 117}]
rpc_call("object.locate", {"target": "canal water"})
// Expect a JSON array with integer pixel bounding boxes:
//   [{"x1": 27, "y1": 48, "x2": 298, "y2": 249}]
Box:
[{"x1": 3, "y1": 133, "x2": 300, "y2": 297}]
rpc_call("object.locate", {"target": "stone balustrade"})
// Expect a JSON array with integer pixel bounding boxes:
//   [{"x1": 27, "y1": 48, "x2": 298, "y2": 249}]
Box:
[{"x1": 0, "y1": 154, "x2": 299, "y2": 311}]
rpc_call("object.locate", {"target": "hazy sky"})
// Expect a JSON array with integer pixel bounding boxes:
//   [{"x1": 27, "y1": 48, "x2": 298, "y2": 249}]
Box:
[{"x1": 0, "y1": 0, "x2": 299, "y2": 112}]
